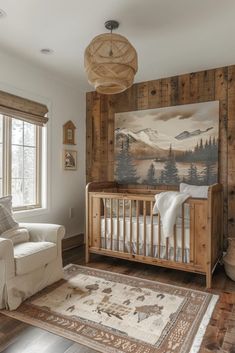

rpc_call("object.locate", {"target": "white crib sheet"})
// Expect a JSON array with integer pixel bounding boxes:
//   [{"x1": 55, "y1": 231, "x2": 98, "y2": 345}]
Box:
[
  {"x1": 100, "y1": 216, "x2": 190, "y2": 263},
  {"x1": 101, "y1": 216, "x2": 190, "y2": 248}
]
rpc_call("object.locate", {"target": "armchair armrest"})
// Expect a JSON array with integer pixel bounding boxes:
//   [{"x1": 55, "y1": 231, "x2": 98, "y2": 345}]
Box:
[
  {"x1": 20, "y1": 223, "x2": 65, "y2": 244},
  {"x1": 0, "y1": 238, "x2": 15, "y2": 279}
]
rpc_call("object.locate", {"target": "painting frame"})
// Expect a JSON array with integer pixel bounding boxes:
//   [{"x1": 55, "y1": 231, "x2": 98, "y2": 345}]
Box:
[
  {"x1": 114, "y1": 101, "x2": 219, "y2": 186},
  {"x1": 63, "y1": 149, "x2": 77, "y2": 171}
]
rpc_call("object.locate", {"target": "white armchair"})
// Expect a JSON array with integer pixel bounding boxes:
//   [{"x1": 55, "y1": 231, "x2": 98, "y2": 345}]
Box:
[{"x1": 0, "y1": 223, "x2": 65, "y2": 310}]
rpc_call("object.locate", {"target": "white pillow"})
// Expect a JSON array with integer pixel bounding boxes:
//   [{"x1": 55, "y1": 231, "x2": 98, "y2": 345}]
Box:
[
  {"x1": 180, "y1": 183, "x2": 209, "y2": 199},
  {"x1": 0, "y1": 204, "x2": 18, "y2": 234},
  {"x1": 0, "y1": 195, "x2": 12, "y2": 214},
  {"x1": 1, "y1": 227, "x2": 29, "y2": 245}
]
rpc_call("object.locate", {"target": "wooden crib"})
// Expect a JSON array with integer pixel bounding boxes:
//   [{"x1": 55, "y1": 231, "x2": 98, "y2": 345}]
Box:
[{"x1": 86, "y1": 181, "x2": 223, "y2": 288}]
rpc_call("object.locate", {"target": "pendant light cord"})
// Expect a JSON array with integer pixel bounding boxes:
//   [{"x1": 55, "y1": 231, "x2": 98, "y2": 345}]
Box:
[{"x1": 109, "y1": 28, "x2": 113, "y2": 57}]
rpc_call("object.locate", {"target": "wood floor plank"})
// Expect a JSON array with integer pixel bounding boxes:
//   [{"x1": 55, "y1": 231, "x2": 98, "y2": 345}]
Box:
[
  {"x1": 64, "y1": 343, "x2": 99, "y2": 353},
  {"x1": 0, "y1": 246, "x2": 234, "y2": 353},
  {"x1": 0, "y1": 325, "x2": 74, "y2": 353}
]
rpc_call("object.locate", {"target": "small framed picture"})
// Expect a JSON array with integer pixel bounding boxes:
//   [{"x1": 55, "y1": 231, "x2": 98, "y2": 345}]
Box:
[
  {"x1": 63, "y1": 150, "x2": 77, "y2": 170},
  {"x1": 63, "y1": 120, "x2": 76, "y2": 145}
]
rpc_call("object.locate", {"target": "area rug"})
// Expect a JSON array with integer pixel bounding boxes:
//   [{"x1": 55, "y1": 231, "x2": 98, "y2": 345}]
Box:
[{"x1": 2, "y1": 265, "x2": 218, "y2": 353}]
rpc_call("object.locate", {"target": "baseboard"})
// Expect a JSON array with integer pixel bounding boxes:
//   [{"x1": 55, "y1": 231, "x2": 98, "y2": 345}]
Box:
[{"x1": 62, "y1": 233, "x2": 84, "y2": 251}]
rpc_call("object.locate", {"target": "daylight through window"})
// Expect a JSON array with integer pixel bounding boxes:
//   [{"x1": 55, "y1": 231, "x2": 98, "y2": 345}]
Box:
[{"x1": 0, "y1": 114, "x2": 41, "y2": 210}]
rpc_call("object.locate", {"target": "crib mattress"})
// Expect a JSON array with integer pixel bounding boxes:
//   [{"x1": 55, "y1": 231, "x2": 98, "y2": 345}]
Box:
[
  {"x1": 100, "y1": 216, "x2": 190, "y2": 263},
  {"x1": 100, "y1": 216, "x2": 190, "y2": 248}
]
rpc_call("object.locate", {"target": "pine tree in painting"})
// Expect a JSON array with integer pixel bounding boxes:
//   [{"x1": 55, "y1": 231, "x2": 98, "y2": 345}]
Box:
[
  {"x1": 159, "y1": 170, "x2": 165, "y2": 184},
  {"x1": 115, "y1": 137, "x2": 139, "y2": 184},
  {"x1": 199, "y1": 138, "x2": 203, "y2": 151},
  {"x1": 161, "y1": 145, "x2": 179, "y2": 184},
  {"x1": 187, "y1": 163, "x2": 199, "y2": 184},
  {"x1": 178, "y1": 136, "x2": 218, "y2": 163},
  {"x1": 202, "y1": 160, "x2": 217, "y2": 185},
  {"x1": 145, "y1": 163, "x2": 157, "y2": 185}
]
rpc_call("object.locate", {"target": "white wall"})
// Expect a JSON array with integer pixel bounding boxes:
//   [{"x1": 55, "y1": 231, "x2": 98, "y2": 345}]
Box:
[{"x1": 0, "y1": 51, "x2": 86, "y2": 237}]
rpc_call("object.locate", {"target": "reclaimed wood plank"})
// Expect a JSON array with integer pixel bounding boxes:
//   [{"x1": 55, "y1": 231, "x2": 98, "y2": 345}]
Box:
[
  {"x1": 215, "y1": 67, "x2": 228, "y2": 244},
  {"x1": 86, "y1": 92, "x2": 93, "y2": 182},
  {"x1": 137, "y1": 81, "x2": 149, "y2": 110},
  {"x1": 228, "y1": 66, "x2": 235, "y2": 238},
  {"x1": 178, "y1": 74, "x2": 190, "y2": 104}
]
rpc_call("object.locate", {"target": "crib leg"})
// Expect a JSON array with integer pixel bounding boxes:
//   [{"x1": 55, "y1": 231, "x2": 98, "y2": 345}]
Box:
[
  {"x1": 206, "y1": 271, "x2": 212, "y2": 289},
  {"x1": 85, "y1": 245, "x2": 90, "y2": 264}
]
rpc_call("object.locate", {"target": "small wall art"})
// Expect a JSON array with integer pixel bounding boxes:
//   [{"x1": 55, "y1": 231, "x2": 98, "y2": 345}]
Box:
[
  {"x1": 63, "y1": 149, "x2": 77, "y2": 171},
  {"x1": 63, "y1": 120, "x2": 76, "y2": 145}
]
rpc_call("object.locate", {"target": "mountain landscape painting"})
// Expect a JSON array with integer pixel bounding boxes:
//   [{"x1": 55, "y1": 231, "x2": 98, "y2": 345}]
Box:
[{"x1": 114, "y1": 101, "x2": 219, "y2": 186}]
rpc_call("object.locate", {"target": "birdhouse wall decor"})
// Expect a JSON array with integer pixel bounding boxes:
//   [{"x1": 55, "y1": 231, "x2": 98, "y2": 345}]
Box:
[{"x1": 63, "y1": 120, "x2": 76, "y2": 145}]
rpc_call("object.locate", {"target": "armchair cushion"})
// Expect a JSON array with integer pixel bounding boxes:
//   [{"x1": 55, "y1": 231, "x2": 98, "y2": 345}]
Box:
[
  {"x1": 0, "y1": 195, "x2": 12, "y2": 213},
  {"x1": 14, "y1": 241, "x2": 57, "y2": 275},
  {"x1": 20, "y1": 223, "x2": 65, "y2": 244},
  {"x1": 1, "y1": 227, "x2": 29, "y2": 245},
  {"x1": 0, "y1": 204, "x2": 18, "y2": 234}
]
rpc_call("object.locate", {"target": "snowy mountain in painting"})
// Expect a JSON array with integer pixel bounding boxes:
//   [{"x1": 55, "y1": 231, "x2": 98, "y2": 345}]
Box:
[
  {"x1": 116, "y1": 126, "x2": 216, "y2": 153},
  {"x1": 175, "y1": 127, "x2": 214, "y2": 140},
  {"x1": 135, "y1": 128, "x2": 162, "y2": 148},
  {"x1": 116, "y1": 127, "x2": 185, "y2": 152}
]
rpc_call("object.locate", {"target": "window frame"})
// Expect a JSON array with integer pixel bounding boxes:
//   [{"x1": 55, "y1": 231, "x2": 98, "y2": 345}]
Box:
[{"x1": 1, "y1": 115, "x2": 42, "y2": 211}]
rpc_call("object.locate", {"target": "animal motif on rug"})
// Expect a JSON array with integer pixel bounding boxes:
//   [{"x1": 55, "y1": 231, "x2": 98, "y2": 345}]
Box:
[
  {"x1": 134, "y1": 304, "x2": 163, "y2": 323},
  {"x1": 66, "y1": 283, "x2": 99, "y2": 300}
]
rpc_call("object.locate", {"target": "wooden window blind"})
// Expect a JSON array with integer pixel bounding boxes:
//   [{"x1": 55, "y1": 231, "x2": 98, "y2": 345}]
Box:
[{"x1": 0, "y1": 90, "x2": 48, "y2": 126}]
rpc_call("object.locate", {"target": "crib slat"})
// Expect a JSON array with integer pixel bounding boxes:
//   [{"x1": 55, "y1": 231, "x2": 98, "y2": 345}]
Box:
[
  {"x1": 110, "y1": 198, "x2": 113, "y2": 251},
  {"x1": 137, "y1": 200, "x2": 140, "y2": 255},
  {"x1": 89, "y1": 196, "x2": 101, "y2": 250},
  {"x1": 143, "y1": 201, "x2": 147, "y2": 256},
  {"x1": 181, "y1": 204, "x2": 185, "y2": 262},
  {"x1": 158, "y1": 213, "x2": 161, "y2": 258},
  {"x1": 104, "y1": 198, "x2": 107, "y2": 249},
  {"x1": 130, "y1": 200, "x2": 133, "y2": 254},
  {"x1": 123, "y1": 200, "x2": 126, "y2": 252},
  {"x1": 150, "y1": 201, "x2": 154, "y2": 257},
  {"x1": 117, "y1": 199, "x2": 120, "y2": 251},
  {"x1": 174, "y1": 224, "x2": 177, "y2": 262},
  {"x1": 190, "y1": 204, "x2": 195, "y2": 264}
]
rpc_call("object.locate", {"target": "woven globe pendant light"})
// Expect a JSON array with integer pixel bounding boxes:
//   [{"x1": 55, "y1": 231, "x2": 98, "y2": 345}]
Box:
[{"x1": 84, "y1": 20, "x2": 138, "y2": 95}]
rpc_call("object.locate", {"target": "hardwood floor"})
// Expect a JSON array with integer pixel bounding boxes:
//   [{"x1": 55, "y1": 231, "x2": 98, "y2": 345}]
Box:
[{"x1": 0, "y1": 245, "x2": 235, "y2": 353}]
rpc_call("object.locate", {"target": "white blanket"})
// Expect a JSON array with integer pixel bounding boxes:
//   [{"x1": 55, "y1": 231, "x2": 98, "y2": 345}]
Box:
[{"x1": 153, "y1": 191, "x2": 190, "y2": 238}]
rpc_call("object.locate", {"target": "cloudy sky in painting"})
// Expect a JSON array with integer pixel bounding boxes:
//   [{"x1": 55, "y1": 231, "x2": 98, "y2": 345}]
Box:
[{"x1": 115, "y1": 101, "x2": 219, "y2": 139}]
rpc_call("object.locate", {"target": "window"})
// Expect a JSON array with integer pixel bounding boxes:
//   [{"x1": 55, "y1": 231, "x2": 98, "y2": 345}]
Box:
[{"x1": 0, "y1": 114, "x2": 42, "y2": 210}]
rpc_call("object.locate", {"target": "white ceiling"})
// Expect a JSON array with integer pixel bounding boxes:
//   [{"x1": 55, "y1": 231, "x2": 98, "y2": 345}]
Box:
[{"x1": 0, "y1": 0, "x2": 235, "y2": 90}]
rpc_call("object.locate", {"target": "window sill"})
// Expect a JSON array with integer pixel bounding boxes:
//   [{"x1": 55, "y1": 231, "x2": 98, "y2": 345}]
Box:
[{"x1": 13, "y1": 207, "x2": 49, "y2": 221}]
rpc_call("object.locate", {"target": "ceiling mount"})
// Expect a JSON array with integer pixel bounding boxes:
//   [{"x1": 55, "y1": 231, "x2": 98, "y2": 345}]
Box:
[
  {"x1": 40, "y1": 48, "x2": 54, "y2": 55},
  {"x1": 104, "y1": 20, "x2": 119, "y2": 31}
]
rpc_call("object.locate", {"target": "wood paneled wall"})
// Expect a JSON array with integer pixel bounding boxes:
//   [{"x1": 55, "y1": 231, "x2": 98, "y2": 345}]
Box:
[{"x1": 86, "y1": 65, "x2": 235, "y2": 242}]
